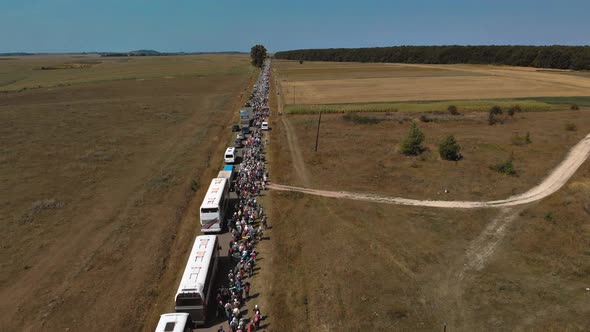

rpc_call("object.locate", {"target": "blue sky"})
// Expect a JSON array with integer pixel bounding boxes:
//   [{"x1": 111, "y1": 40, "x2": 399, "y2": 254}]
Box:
[{"x1": 1, "y1": 0, "x2": 589, "y2": 53}]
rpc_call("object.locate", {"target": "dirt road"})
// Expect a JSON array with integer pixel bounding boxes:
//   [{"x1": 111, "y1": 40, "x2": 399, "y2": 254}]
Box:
[{"x1": 269, "y1": 133, "x2": 590, "y2": 208}]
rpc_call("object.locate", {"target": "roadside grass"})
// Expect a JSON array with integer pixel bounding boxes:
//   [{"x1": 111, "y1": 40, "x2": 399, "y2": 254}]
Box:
[
  {"x1": 285, "y1": 98, "x2": 564, "y2": 114},
  {"x1": 518, "y1": 96, "x2": 590, "y2": 107}
]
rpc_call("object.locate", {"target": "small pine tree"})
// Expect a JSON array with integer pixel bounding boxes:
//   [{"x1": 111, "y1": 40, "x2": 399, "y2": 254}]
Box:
[
  {"x1": 439, "y1": 135, "x2": 462, "y2": 161},
  {"x1": 401, "y1": 122, "x2": 425, "y2": 156},
  {"x1": 299, "y1": 58, "x2": 304, "y2": 64},
  {"x1": 507, "y1": 107, "x2": 515, "y2": 117}
]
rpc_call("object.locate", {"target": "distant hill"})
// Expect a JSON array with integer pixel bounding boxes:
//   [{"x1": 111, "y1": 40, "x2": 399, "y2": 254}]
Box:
[
  {"x1": 101, "y1": 50, "x2": 246, "y2": 57},
  {"x1": 0, "y1": 51, "x2": 246, "y2": 57},
  {"x1": 129, "y1": 50, "x2": 161, "y2": 56},
  {"x1": 0, "y1": 52, "x2": 35, "y2": 56}
]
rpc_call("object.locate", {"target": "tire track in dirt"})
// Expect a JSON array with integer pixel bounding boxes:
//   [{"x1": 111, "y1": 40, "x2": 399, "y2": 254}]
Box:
[
  {"x1": 460, "y1": 208, "x2": 522, "y2": 276},
  {"x1": 433, "y1": 207, "x2": 523, "y2": 330},
  {"x1": 273, "y1": 68, "x2": 311, "y2": 187},
  {"x1": 280, "y1": 117, "x2": 311, "y2": 186}
]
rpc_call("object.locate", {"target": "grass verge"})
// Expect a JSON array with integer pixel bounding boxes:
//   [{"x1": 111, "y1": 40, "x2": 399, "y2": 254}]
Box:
[{"x1": 284, "y1": 96, "x2": 590, "y2": 115}]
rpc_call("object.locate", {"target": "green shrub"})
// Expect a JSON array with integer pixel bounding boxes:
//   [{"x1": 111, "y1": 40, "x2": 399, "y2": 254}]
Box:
[
  {"x1": 439, "y1": 135, "x2": 462, "y2": 161},
  {"x1": 342, "y1": 112, "x2": 382, "y2": 124},
  {"x1": 191, "y1": 179, "x2": 200, "y2": 192},
  {"x1": 490, "y1": 155, "x2": 516, "y2": 175},
  {"x1": 511, "y1": 133, "x2": 526, "y2": 146},
  {"x1": 511, "y1": 132, "x2": 532, "y2": 146},
  {"x1": 571, "y1": 104, "x2": 579, "y2": 110},
  {"x1": 401, "y1": 122, "x2": 425, "y2": 156},
  {"x1": 448, "y1": 105, "x2": 459, "y2": 115},
  {"x1": 525, "y1": 131, "x2": 532, "y2": 144},
  {"x1": 508, "y1": 105, "x2": 522, "y2": 117},
  {"x1": 565, "y1": 123, "x2": 577, "y2": 131},
  {"x1": 419, "y1": 114, "x2": 431, "y2": 123},
  {"x1": 488, "y1": 106, "x2": 503, "y2": 125},
  {"x1": 544, "y1": 212, "x2": 554, "y2": 222}
]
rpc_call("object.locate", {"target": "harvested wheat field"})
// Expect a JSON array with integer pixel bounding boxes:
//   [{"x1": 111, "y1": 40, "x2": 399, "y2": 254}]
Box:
[
  {"x1": 261, "y1": 61, "x2": 590, "y2": 331},
  {"x1": 274, "y1": 60, "x2": 590, "y2": 105},
  {"x1": 0, "y1": 54, "x2": 255, "y2": 331}
]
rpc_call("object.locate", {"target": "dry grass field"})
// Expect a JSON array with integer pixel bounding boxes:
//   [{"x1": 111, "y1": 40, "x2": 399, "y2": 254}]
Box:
[
  {"x1": 263, "y1": 61, "x2": 590, "y2": 330},
  {"x1": 0, "y1": 54, "x2": 250, "y2": 92},
  {"x1": 0, "y1": 54, "x2": 255, "y2": 331},
  {"x1": 282, "y1": 110, "x2": 590, "y2": 201},
  {"x1": 265, "y1": 169, "x2": 590, "y2": 330},
  {"x1": 274, "y1": 60, "x2": 590, "y2": 105}
]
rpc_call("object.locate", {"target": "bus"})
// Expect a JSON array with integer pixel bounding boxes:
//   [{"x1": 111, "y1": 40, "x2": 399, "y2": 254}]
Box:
[
  {"x1": 217, "y1": 165, "x2": 235, "y2": 191},
  {"x1": 155, "y1": 313, "x2": 193, "y2": 332},
  {"x1": 199, "y1": 177, "x2": 229, "y2": 233},
  {"x1": 239, "y1": 108, "x2": 253, "y2": 125},
  {"x1": 175, "y1": 235, "x2": 220, "y2": 326}
]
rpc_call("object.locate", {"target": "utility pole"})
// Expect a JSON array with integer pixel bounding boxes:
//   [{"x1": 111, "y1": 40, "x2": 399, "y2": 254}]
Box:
[{"x1": 314, "y1": 110, "x2": 322, "y2": 152}]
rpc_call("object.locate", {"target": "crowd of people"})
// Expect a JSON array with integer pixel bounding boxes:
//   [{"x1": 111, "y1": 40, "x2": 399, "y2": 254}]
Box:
[{"x1": 215, "y1": 60, "x2": 272, "y2": 332}]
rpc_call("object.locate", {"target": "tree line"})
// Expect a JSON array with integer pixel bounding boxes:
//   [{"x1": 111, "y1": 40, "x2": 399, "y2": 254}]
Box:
[{"x1": 275, "y1": 45, "x2": 590, "y2": 70}]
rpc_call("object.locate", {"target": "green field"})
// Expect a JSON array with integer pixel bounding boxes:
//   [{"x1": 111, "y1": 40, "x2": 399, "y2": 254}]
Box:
[
  {"x1": 283, "y1": 97, "x2": 590, "y2": 114},
  {"x1": 0, "y1": 54, "x2": 251, "y2": 92}
]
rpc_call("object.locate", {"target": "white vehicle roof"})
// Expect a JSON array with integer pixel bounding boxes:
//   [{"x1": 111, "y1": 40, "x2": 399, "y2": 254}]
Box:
[
  {"x1": 176, "y1": 235, "x2": 217, "y2": 300},
  {"x1": 200, "y1": 178, "x2": 227, "y2": 210},
  {"x1": 225, "y1": 147, "x2": 235, "y2": 155},
  {"x1": 217, "y1": 170, "x2": 232, "y2": 179},
  {"x1": 155, "y1": 313, "x2": 189, "y2": 332}
]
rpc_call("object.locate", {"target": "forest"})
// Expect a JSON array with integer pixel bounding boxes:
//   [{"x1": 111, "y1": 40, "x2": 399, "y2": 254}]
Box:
[{"x1": 274, "y1": 46, "x2": 590, "y2": 70}]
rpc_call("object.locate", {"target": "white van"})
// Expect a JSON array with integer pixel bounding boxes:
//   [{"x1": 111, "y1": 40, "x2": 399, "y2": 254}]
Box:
[
  {"x1": 261, "y1": 121, "x2": 269, "y2": 131},
  {"x1": 224, "y1": 147, "x2": 236, "y2": 164}
]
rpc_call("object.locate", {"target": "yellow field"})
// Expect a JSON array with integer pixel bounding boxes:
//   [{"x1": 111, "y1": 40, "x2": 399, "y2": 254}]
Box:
[{"x1": 274, "y1": 60, "x2": 590, "y2": 105}]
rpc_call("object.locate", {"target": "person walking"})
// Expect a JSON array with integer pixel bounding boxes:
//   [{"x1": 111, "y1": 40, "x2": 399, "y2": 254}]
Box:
[
  {"x1": 253, "y1": 311, "x2": 261, "y2": 330},
  {"x1": 230, "y1": 317, "x2": 239, "y2": 332},
  {"x1": 262, "y1": 216, "x2": 268, "y2": 230},
  {"x1": 244, "y1": 282, "x2": 250, "y2": 300},
  {"x1": 217, "y1": 300, "x2": 225, "y2": 318}
]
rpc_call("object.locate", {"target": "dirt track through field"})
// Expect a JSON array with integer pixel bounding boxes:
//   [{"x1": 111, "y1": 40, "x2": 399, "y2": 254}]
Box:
[
  {"x1": 269, "y1": 133, "x2": 590, "y2": 208},
  {"x1": 274, "y1": 67, "x2": 311, "y2": 187}
]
